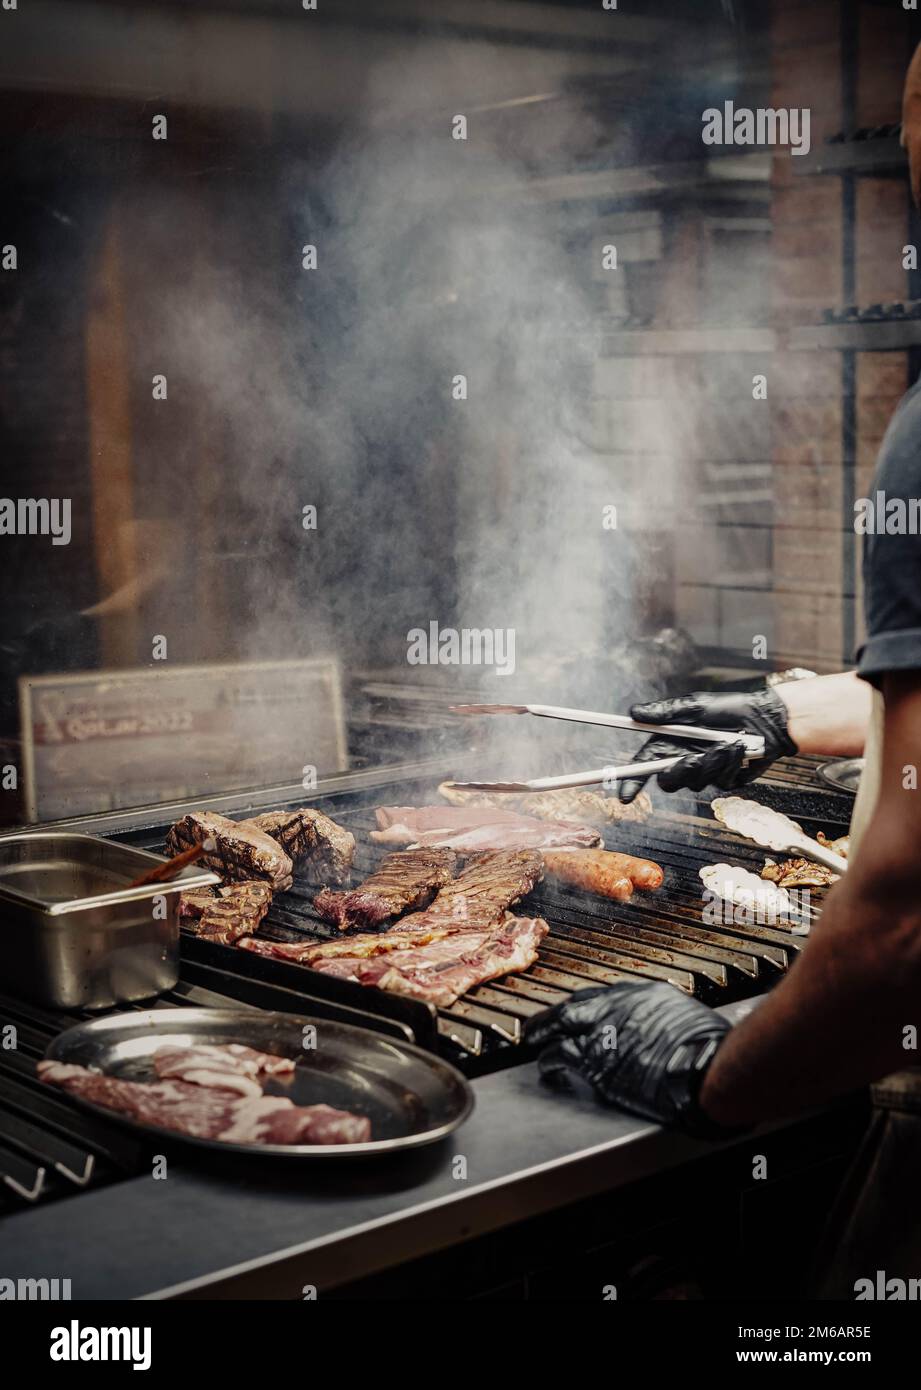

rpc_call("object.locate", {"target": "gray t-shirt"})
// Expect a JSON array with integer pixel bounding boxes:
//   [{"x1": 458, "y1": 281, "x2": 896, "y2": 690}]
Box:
[
  {"x1": 857, "y1": 373, "x2": 921, "y2": 686},
  {"x1": 852, "y1": 373, "x2": 921, "y2": 853}
]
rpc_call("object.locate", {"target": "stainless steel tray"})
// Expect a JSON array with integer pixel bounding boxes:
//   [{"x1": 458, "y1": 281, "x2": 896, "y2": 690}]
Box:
[
  {"x1": 817, "y1": 757, "x2": 865, "y2": 794},
  {"x1": 43, "y1": 1008, "x2": 474, "y2": 1158},
  {"x1": 0, "y1": 832, "x2": 219, "y2": 1009}
]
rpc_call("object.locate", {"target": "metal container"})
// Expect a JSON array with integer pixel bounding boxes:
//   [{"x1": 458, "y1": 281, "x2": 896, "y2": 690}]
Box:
[
  {"x1": 817, "y1": 757, "x2": 864, "y2": 795},
  {"x1": 44, "y1": 1008, "x2": 474, "y2": 1158},
  {"x1": 0, "y1": 832, "x2": 219, "y2": 1009}
]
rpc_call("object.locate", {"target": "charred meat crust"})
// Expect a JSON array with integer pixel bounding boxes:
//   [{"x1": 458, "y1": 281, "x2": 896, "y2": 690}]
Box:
[
  {"x1": 313, "y1": 847, "x2": 457, "y2": 930},
  {"x1": 245, "y1": 808, "x2": 355, "y2": 885},
  {"x1": 179, "y1": 880, "x2": 273, "y2": 945},
  {"x1": 239, "y1": 849, "x2": 547, "y2": 1008},
  {"x1": 166, "y1": 811, "x2": 293, "y2": 890}
]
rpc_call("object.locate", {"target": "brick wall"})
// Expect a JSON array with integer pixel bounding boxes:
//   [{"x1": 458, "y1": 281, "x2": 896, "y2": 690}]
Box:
[{"x1": 769, "y1": 0, "x2": 911, "y2": 672}]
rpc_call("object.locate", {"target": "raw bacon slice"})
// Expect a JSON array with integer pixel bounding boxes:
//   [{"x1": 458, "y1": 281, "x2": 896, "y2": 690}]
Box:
[
  {"x1": 38, "y1": 1061, "x2": 370, "y2": 1145},
  {"x1": 217, "y1": 1097, "x2": 370, "y2": 1146},
  {"x1": 372, "y1": 805, "x2": 601, "y2": 850},
  {"x1": 152, "y1": 1043, "x2": 295, "y2": 1098}
]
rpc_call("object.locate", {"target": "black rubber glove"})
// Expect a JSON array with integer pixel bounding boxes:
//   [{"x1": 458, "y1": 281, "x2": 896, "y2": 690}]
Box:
[
  {"x1": 525, "y1": 982, "x2": 740, "y2": 1140},
  {"x1": 618, "y1": 686, "x2": 797, "y2": 804}
]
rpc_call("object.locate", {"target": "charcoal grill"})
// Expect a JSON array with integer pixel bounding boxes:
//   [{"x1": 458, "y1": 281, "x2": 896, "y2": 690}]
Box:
[{"x1": 0, "y1": 752, "x2": 849, "y2": 1210}]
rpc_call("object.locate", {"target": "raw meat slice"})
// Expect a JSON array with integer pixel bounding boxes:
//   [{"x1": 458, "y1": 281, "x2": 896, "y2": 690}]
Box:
[
  {"x1": 372, "y1": 805, "x2": 601, "y2": 850},
  {"x1": 38, "y1": 1061, "x2": 370, "y2": 1145}
]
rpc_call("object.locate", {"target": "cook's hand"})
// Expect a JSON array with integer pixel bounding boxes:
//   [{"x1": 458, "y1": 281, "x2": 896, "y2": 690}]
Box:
[
  {"x1": 525, "y1": 982, "x2": 736, "y2": 1138},
  {"x1": 617, "y1": 687, "x2": 797, "y2": 803}
]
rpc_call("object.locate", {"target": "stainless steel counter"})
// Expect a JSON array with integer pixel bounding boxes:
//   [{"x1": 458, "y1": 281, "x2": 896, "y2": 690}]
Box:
[{"x1": 3, "y1": 997, "x2": 828, "y2": 1303}]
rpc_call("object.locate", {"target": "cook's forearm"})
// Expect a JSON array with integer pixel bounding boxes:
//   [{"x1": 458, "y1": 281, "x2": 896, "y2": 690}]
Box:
[
  {"x1": 699, "y1": 867, "x2": 920, "y2": 1127},
  {"x1": 777, "y1": 670, "x2": 871, "y2": 757}
]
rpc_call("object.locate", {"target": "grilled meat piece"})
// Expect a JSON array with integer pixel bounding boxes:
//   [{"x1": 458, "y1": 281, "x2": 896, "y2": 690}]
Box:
[
  {"x1": 240, "y1": 924, "x2": 454, "y2": 964},
  {"x1": 179, "y1": 880, "x2": 273, "y2": 945},
  {"x1": 761, "y1": 857, "x2": 839, "y2": 889},
  {"x1": 314, "y1": 848, "x2": 457, "y2": 931},
  {"x1": 152, "y1": 1043, "x2": 295, "y2": 1098},
  {"x1": 438, "y1": 781, "x2": 652, "y2": 825},
  {"x1": 414, "y1": 847, "x2": 544, "y2": 929},
  {"x1": 241, "y1": 848, "x2": 544, "y2": 964},
  {"x1": 178, "y1": 886, "x2": 223, "y2": 920},
  {"x1": 166, "y1": 812, "x2": 293, "y2": 890},
  {"x1": 309, "y1": 913, "x2": 549, "y2": 1008},
  {"x1": 372, "y1": 805, "x2": 601, "y2": 850},
  {"x1": 244, "y1": 808, "x2": 355, "y2": 885},
  {"x1": 817, "y1": 831, "x2": 850, "y2": 860},
  {"x1": 38, "y1": 1061, "x2": 371, "y2": 1145}
]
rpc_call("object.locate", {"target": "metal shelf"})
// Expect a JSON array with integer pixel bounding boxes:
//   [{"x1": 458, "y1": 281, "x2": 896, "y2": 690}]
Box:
[
  {"x1": 794, "y1": 135, "x2": 905, "y2": 178},
  {"x1": 600, "y1": 315, "x2": 921, "y2": 356},
  {"x1": 601, "y1": 325, "x2": 775, "y2": 356},
  {"x1": 789, "y1": 318, "x2": 921, "y2": 350}
]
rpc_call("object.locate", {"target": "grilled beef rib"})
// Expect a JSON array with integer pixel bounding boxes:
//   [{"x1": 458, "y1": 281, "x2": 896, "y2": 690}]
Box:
[{"x1": 314, "y1": 847, "x2": 457, "y2": 930}]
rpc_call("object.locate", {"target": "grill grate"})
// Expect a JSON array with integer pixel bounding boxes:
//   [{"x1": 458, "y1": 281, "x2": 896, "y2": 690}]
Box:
[
  {"x1": 0, "y1": 756, "x2": 845, "y2": 1206},
  {"x1": 0, "y1": 991, "x2": 149, "y2": 1210},
  {"x1": 107, "y1": 761, "x2": 837, "y2": 1070}
]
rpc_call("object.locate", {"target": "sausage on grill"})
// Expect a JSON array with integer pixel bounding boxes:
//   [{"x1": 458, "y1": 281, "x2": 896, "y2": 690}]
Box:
[{"x1": 542, "y1": 848, "x2": 663, "y2": 898}]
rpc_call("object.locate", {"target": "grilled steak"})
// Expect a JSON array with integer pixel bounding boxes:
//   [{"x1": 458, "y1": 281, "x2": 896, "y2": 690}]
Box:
[
  {"x1": 152, "y1": 1043, "x2": 294, "y2": 1098},
  {"x1": 438, "y1": 782, "x2": 652, "y2": 825},
  {"x1": 372, "y1": 805, "x2": 601, "y2": 850},
  {"x1": 178, "y1": 887, "x2": 222, "y2": 920},
  {"x1": 240, "y1": 849, "x2": 543, "y2": 967},
  {"x1": 179, "y1": 880, "x2": 273, "y2": 945},
  {"x1": 243, "y1": 808, "x2": 355, "y2": 885},
  {"x1": 38, "y1": 1061, "x2": 370, "y2": 1145},
  {"x1": 414, "y1": 847, "x2": 544, "y2": 929},
  {"x1": 314, "y1": 848, "x2": 457, "y2": 931},
  {"x1": 166, "y1": 812, "x2": 293, "y2": 890}
]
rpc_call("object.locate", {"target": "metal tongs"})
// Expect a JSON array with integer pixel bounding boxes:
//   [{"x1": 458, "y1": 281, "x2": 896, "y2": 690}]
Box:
[{"x1": 447, "y1": 703, "x2": 765, "y2": 793}]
